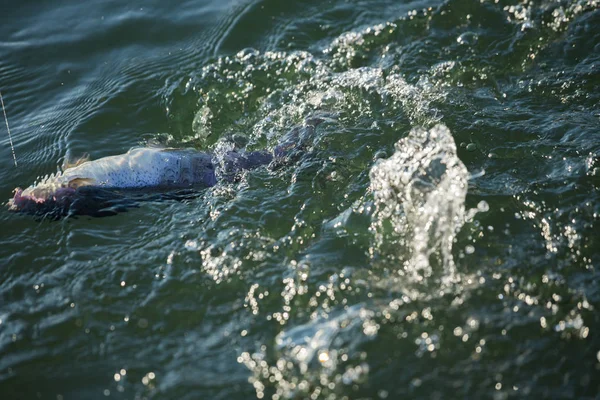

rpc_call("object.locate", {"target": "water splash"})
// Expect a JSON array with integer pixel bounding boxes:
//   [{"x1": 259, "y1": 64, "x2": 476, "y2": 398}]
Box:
[
  {"x1": 172, "y1": 45, "x2": 445, "y2": 152},
  {"x1": 369, "y1": 124, "x2": 468, "y2": 289},
  {"x1": 239, "y1": 305, "x2": 374, "y2": 400}
]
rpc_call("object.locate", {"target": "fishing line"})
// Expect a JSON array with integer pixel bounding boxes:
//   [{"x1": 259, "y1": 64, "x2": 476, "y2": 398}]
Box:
[{"x1": 0, "y1": 90, "x2": 17, "y2": 167}]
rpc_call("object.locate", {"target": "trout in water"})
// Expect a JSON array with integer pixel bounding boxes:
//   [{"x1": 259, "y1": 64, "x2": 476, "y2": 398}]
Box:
[
  {"x1": 7, "y1": 118, "x2": 322, "y2": 217},
  {"x1": 7, "y1": 146, "x2": 279, "y2": 216}
]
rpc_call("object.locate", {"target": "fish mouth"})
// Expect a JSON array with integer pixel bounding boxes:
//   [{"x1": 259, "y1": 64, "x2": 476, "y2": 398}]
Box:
[
  {"x1": 8, "y1": 188, "x2": 41, "y2": 211},
  {"x1": 8, "y1": 186, "x2": 76, "y2": 212}
]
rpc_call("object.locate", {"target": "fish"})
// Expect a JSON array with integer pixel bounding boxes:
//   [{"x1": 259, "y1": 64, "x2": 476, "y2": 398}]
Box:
[
  {"x1": 7, "y1": 147, "x2": 278, "y2": 216},
  {"x1": 7, "y1": 117, "x2": 325, "y2": 217}
]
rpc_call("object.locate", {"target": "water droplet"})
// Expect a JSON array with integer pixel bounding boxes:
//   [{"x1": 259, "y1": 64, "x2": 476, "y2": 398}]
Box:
[
  {"x1": 477, "y1": 201, "x2": 490, "y2": 212},
  {"x1": 318, "y1": 352, "x2": 330, "y2": 363}
]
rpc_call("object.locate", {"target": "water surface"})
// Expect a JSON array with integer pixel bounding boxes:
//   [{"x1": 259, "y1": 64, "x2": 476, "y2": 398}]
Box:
[{"x1": 1, "y1": 0, "x2": 599, "y2": 399}]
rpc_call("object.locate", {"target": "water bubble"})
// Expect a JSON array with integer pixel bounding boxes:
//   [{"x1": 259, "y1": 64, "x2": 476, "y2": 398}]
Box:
[
  {"x1": 521, "y1": 21, "x2": 534, "y2": 31},
  {"x1": 477, "y1": 201, "x2": 490, "y2": 212},
  {"x1": 184, "y1": 240, "x2": 198, "y2": 251},
  {"x1": 456, "y1": 32, "x2": 478, "y2": 46},
  {"x1": 411, "y1": 378, "x2": 422, "y2": 387}
]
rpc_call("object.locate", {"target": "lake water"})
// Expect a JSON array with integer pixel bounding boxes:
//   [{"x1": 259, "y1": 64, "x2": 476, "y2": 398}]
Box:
[{"x1": 1, "y1": 0, "x2": 599, "y2": 399}]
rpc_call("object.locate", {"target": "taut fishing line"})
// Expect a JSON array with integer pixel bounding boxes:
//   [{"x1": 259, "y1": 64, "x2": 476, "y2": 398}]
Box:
[{"x1": 0, "y1": 90, "x2": 17, "y2": 167}]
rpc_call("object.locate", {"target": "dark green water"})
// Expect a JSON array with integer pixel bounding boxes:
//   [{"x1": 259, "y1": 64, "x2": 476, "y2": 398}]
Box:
[{"x1": 1, "y1": 0, "x2": 600, "y2": 398}]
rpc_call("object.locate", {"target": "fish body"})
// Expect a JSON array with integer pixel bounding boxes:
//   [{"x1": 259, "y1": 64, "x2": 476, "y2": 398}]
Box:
[
  {"x1": 9, "y1": 147, "x2": 218, "y2": 214},
  {"x1": 58, "y1": 147, "x2": 216, "y2": 188}
]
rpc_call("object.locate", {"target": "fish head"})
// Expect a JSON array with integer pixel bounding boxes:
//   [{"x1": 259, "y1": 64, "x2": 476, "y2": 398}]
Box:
[
  {"x1": 9, "y1": 185, "x2": 77, "y2": 213},
  {"x1": 7, "y1": 172, "x2": 96, "y2": 214}
]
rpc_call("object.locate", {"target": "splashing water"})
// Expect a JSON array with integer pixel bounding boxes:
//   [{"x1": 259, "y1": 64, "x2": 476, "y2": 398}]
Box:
[
  {"x1": 3, "y1": 0, "x2": 600, "y2": 398},
  {"x1": 369, "y1": 124, "x2": 468, "y2": 289}
]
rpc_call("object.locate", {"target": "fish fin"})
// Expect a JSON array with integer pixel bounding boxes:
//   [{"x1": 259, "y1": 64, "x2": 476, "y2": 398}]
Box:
[
  {"x1": 68, "y1": 178, "x2": 95, "y2": 189},
  {"x1": 63, "y1": 153, "x2": 90, "y2": 170}
]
